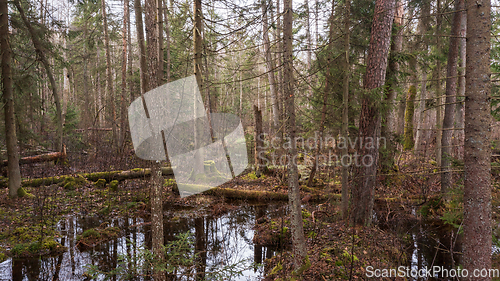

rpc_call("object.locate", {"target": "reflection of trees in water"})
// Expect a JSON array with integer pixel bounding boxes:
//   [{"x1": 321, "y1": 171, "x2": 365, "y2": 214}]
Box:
[
  {"x1": 405, "y1": 222, "x2": 462, "y2": 281},
  {"x1": 8, "y1": 204, "x2": 284, "y2": 280}
]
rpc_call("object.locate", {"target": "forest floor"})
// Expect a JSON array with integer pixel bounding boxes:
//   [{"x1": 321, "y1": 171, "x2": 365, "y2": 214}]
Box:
[{"x1": 1, "y1": 144, "x2": 500, "y2": 280}]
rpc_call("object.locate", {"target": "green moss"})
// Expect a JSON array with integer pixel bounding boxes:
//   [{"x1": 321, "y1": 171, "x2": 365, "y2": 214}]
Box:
[
  {"x1": 243, "y1": 171, "x2": 259, "y2": 180},
  {"x1": 41, "y1": 237, "x2": 61, "y2": 250},
  {"x1": 82, "y1": 228, "x2": 101, "y2": 239},
  {"x1": 419, "y1": 197, "x2": 443, "y2": 217},
  {"x1": 63, "y1": 182, "x2": 75, "y2": 190},
  {"x1": 307, "y1": 231, "x2": 317, "y2": 239},
  {"x1": 28, "y1": 241, "x2": 41, "y2": 252},
  {"x1": 94, "y1": 179, "x2": 107, "y2": 189},
  {"x1": 108, "y1": 180, "x2": 119, "y2": 192},
  {"x1": 302, "y1": 209, "x2": 311, "y2": 218},
  {"x1": 164, "y1": 179, "x2": 176, "y2": 186},
  {"x1": 17, "y1": 187, "x2": 34, "y2": 198},
  {"x1": 292, "y1": 255, "x2": 311, "y2": 276},
  {"x1": 269, "y1": 262, "x2": 283, "y2": 276},
  {"x1": 11, "y1": 243, "x2": 28, "y2": 256},
  {"x1": 342, "y1": 250, "x2": 359, "y2": 262},
  {"x1": 0, "y1": 252, "x2": 5, "y2": 262},
  {"x1": 126, "y1": 202, "x2": 137, "y2": 209},
  {"x1": 131, "y1": 168, "x2": 144, "y2": 172},
  {"x1": 101, "y1": 226, "x2": 120, "y2": 237},
  {"x1": 24, "y1": 176, "x2": 65, "y2": 187}
]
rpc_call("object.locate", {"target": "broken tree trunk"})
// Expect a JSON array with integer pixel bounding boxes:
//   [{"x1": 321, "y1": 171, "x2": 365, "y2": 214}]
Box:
[
  {"x1": 254, "y1": 105, "x2": 264, "y2": 174},
  {"x1": 1, "y1": 147, "x2": 67, "y2": 167}
]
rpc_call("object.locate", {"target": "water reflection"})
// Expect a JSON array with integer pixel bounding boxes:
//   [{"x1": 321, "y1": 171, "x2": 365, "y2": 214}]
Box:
[
  {"x1": 375, "y1": 202, "x2": 462, "y2": 281},
  {"x1": 0, "y1": 203, "x2": 283, "y2": 281}
]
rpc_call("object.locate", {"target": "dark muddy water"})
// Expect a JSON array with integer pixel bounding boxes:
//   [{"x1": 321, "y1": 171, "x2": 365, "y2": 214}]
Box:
[
  {"x1": 0, "y1": 203, "x2": 282, "y2": 281},
  {"x1": 1, "y1": 200, "x2": 493, "y2": 281}
]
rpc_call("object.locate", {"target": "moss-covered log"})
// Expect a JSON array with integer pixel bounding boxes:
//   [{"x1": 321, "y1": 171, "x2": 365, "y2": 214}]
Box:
[
  {"x1": 0, "y1": 167, "x2": 174, "y2": 188},
  {"x1": 202, "y1": 187, "x2": 335, "y2": 202}
]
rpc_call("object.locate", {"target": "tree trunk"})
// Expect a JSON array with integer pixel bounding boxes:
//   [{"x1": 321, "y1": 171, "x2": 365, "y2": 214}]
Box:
[
  {"x1": 440, "y1": 0, "x2": 464, "y2": 194},
  {"x1": 101, "y1": 0, "x2": 117, "y2": 149},
  {"x1": 134, "y1": 0, "x2": 148, "y2": 94},
  {"x1": 254, "y1": 105, "x2": 263, "y2": 173},
  {"x1": 15, "y1": 0, "x2": 63, "y2": 152},
  {"x1": 1, "y1": 148, "x2": 66, "y2": 167},
  {"x1": 163, "y1": 0, "x2": 171, "y2": 83},
  {"x1": 194, "y1": 0, "x2": 203, "y2": 90},
  {"x1": 83, "y1": 15, "x2": 91, "y2": 138},
  {"x1": 127, "y1": 0, "x2": 133, "y2": 103},
  {"x1": 144, "y1": 0, "x2": 165, "y2": 278},
  {"x1": 403, "y1": 85, "x2": 416, "y2": 150},
  {"x1": 352, "y1": 0, "x2": 395, "y2": 226},
  {"x1": 341, "y1": 0, "x2": 350, "y2": 220},
  {"x1": 157, "y1": 0, "x2": 164, "y2": 84},
  {"x1": 463, "y1": 0, "x2": 492, "y2": 278},
  {"x1": 414, "y1": 0, "x2": 431, "y2": 154},
  {"x1": 306, "y1": 0, "x2": 337, "y2": 188},
  {"x1": 96, "y1": 45, "x2": 103, "y2": 127},
  {"x1": 305, "y1": 0, "x2": 312, "y2": 99},
  {"x1": 380, "y1": 0, "x2": 403, "y2": 172},
  {"x1": 192, "y1": 0, "x2": 205, "y2": 175},
  {"x1": 262, "y1": 0, "x2": 279, "y2": 131},
  {"x1": 454, "y1": 14, "x2": 466, "y2": 158},
  {"x1": 1, "y1": 0, "x2": 21, "y2": 197},
  {"x1": 120, "y1": 0, "x2": 129, "y2": 152},
  {"x1": 383, "y1": 0, "x2": 403, "y2": 134},
  {"x1": 435, "y1": 0, "x2": 442, "y2": 167},
  {"x1": 283, "y1": 0, "x2": 307, "y2": 270},
  {"x1": 276, "y1": 0, "x2": 283, "y2": 135}
]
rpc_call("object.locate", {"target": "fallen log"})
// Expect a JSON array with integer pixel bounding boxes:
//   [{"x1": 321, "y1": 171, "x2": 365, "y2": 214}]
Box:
[
  {"x1": 202, "y1": 187, "x2": 335, "y2": 202},
  {"x1": 75, "y1": 127, "x2": 130, "y2": 132},
  {"x1": 1, "y1": 147, "x2": 66, "y2": 167},
  {"x1": 0, "y1": 167, "x2": 174, "y2": 188}
]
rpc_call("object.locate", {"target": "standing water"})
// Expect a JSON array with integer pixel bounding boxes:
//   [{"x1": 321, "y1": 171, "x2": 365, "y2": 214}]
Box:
[{"x1": 0, "y1": 203, "x2": 282, "y2": 280}]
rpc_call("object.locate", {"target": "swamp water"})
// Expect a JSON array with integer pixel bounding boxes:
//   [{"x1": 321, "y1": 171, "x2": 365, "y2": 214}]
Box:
[
  {"x1": 0, "y1": 200, "x2": 490, "y2": 281},
  {"x1": 0, "y1": 203, "x2": 281, "y2": 281}
]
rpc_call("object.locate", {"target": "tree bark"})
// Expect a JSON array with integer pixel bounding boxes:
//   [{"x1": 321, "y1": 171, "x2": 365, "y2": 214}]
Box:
[
  {"x1": 144, "y1": 0, "x2": 165, "y2": 278},
  {"x1": 435, "y1": 0, "x2": 442, "y2": 167},
  {"x1": 120, "y1": 0, "x2": 129, "y2": 152},
  {"x1": 254, "y1": 105, "x2": 264, "y2": 173},
  {"x1": 157, "y1": 0, "x2": 164, "y2": 84},
  {"x1": 262, "y1": 0, "x2": 279, "y2": 131},
  {"x1": 383, "y1": 0, "x2": 403, "y2": 134},
  {"x1": 305, "y1": 0, "x2": 312, "y2": 99},
  {"x1": 341, "y1": 0, "x2": 350, "y2": 220},
  {"x1": 306, "y1": 0, "x2": 336, "y2": 189},
  {"x1": 1, "y1": 148, "x2": 66, "y2": 167},
  {"x1": 163, "y1": 0, "x2": 171, "y2": 83},
  {"x1": 403, "y1": 85, "x2": 416, "y2": 150},
  {"x1": 101, "y1": 0, "x2": 117, "y2": 149},
  {"x1": 414, "y1": 0, "x2": 431, "y2": 154},
  {"x1": 440, "y1": 0, "x2": 465, "y2": 195},
  {"x1": 454, "y1": 14, "x2": 466, "y2": 158},
  {"x1": 134, "y1": 0, "x2": 148, "y2": 94},
  {"x1": 14, "y1": 0, "x2": 64, "y2": 152},
  {"x1": 463, "y1": 0, "x2": 492, "y2": 278},
  {"x1": 1, "y1": 0, "x2": 22, "y2": 197},
  {"x1": 380, "y1": 0, "x2": 403, "y2": 172},
  {"x1": 283, "y1": 0, "x2": 307, "y2": 270},
  {"x1": 352, "y1": 0, "x2": 395, "y2": 226}
]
